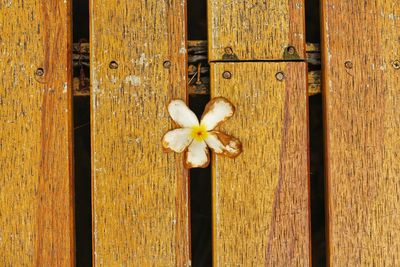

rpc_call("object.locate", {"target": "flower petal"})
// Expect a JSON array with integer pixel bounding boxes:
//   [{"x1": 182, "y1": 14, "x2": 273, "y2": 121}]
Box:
[
  {"x1": 205, "y1": 131, "x2": 242, "y2": 158},
  {"x1": 168, "y1": 99, "x2": 199, "y2": 128},
  {"x1": 184, "y1": 140, "x2": 210, "y2": 168},
  {"x1": 162, "y1": 128, "x2": 193, "y2": 153},
  {"x1": 200, "y1": 97, "x2": 235, "y2": 130}
]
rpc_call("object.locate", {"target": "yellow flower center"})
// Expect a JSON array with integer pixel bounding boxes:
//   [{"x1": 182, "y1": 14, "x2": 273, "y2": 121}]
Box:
[{"x1": 191, "y1": 124, "x2": 208, "y2": 141}]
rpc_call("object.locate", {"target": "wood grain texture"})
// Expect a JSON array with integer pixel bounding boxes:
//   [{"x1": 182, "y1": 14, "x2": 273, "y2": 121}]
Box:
[
  {"x1": 0, "y1": 1, "x2": 74, "y2": 266},
  {"x1": 322, "y1": 1, "x2": 400, "y2": 266},
  {"x1": 90, "y1": 0, "x2": 190, "y2": 266},
  {"x1": 207, "y1": 0, "x2": 306, "y2": 60},
  {"x1": 211, "y1": 62, "x2": 310, "y2": 266}
]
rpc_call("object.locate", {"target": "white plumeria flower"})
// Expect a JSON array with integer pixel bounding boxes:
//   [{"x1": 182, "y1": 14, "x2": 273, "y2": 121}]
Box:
[{"x1": 162, "y1": 97, "x2": 242, "y2": 168}]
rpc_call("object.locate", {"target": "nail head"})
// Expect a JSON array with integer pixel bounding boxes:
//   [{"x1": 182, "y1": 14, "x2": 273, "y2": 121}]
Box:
[
  {"x1": 222, "y1": 71, "x2": 232, "y2": 79},
  {"x1": 35, "y1": 68, "x2": 44, "y2": 77},
  {"x1": 392, "y1": 60, "x2": 400, "y2": 70},
  {"x1": 224, "y1": 47, "x2": 234, "y2": 55},
  {"x1": 287, "y1": 46, "x2": 296, "y2": 55},
  {"x1": 275, "y1": 71, "x2": 285, "y2": 81},
  {"x1": 344, "y1": 61, "x2": 353, "y2": 69},
  {"x1": 109, "y1": 61, "x2": 119, "y2": 69},
  {"x1": 163, "y1": 60, "x2": 172, "y2": 69}
]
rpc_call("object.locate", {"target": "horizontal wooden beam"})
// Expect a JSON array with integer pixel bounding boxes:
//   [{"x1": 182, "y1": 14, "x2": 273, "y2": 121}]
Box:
[{"x1": 73, "y1": 41, "x2": 321, "y2": 97}]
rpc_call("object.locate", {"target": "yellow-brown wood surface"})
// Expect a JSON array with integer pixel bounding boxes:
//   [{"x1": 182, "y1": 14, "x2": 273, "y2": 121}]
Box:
[
  {"x1": 90, "y1": 0, "x2": 190, "y2": 266},
  {"x1": 208, "y1": 0, "x2": 306, "y2": 60},
  {"x1": 211, "y1": 62, "x2": 310, "y2": 266},
  {"x1": 0, "y1": 1, "x2": 74, "y2": 266},
  {"x1": 322, "y1": 1, "x2": 400, "y2": 266}
]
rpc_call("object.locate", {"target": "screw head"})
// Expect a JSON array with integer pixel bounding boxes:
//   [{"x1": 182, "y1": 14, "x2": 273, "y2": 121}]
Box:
[
  {"x1": 344, "y1": 61, "x2": 353, "y2": 69},
  {"x1": 222, "y1": 71, "x2": 232, "y2": 79},
  {"x1": 275, "y1": 71, "x2": 285, "y2": 81},
  {"x1": 287, "y1": 46, "x2": 296, "y2": 55},
  {"x1": 224, "y1": 47, "x2": 234, "y2": 55},
  {"x1": 392, "y1": 60, "x2": 400, "y2": 70},
  {"x1": 163, "y1": 60, "x2": 172, "y2": 69},
  {"x1": 35, "y1": 68, "x2": 44, "y2": 77},
  {"x1": 109, "y1": 61, "x2": 119, "y2": 69}
]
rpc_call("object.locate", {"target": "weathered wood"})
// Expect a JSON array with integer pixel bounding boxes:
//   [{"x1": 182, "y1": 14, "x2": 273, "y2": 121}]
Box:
[
  {"x1": 0, "y1": 1, "x2": 74, "y2": 266},
  {"x1": 322, "y1": 1, "x2": 400, "y2": 266},
  {"x1": 308, "y1": 70, "x2": 321, "y2": 96},
  {"x1": 90, "y1": 0, "x2": 190, "y2": 265},
  {"x1": 187, "y1": 69, "x2": 321, "y2": 96},
  {"x1": 72, "y1": 41, "x2": 320, "y2": 69},
  {"x1": 208, "y1": 0, "x2": 306, "y2": 60},
  {"x1": 73, "y1": 41, "x2": 321, "y2": 97},
  {"x1": 211, "y1": 62, "x2": 310, "y2": 266}
]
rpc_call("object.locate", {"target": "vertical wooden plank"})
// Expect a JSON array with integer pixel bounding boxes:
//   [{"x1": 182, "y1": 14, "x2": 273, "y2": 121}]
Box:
[
  {"x1": 0, "y1": 1, "x2": 74, "y2": 266},
  {"x1": 322, "y1": 1, "x2": 400, "y2": 266},
  {"x1": 207, "y1": 0, "x2": 306, "y2": 60},
  {"x1": 211, "y1": 62, "x2": 310, "y2": 266},
  {"x1": 90, "y1": 0, "x2": 190, "y2": 266}
]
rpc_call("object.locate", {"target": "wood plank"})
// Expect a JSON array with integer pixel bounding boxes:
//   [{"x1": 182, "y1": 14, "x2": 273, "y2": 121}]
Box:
[
  {"x1": 90, "y1": 0, "x2": 190, "y2": 265},
  {"x1": 322, "y1": 1, "x2": 400, "y2": 266},
  {"x1": 0, "y1": 1, "x2": 74, "y2": 266},
  {"x1": 208, "y1": 0, "x2": 306, "y2": 60},
  {"x1": 211, "y1": 62, "x2": 310, "y2": 266}
]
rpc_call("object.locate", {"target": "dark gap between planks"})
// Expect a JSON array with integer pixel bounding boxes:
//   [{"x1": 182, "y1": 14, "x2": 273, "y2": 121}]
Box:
[
  {"x1": 73, "y1": 0, "x2": 92, "y2": 266},
  {"x1": 188, "y1": 0, "x2": 213, "y2": 266},
  {"x1": 306, "y1": 0, "x2": 327, "y2": 266}
]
